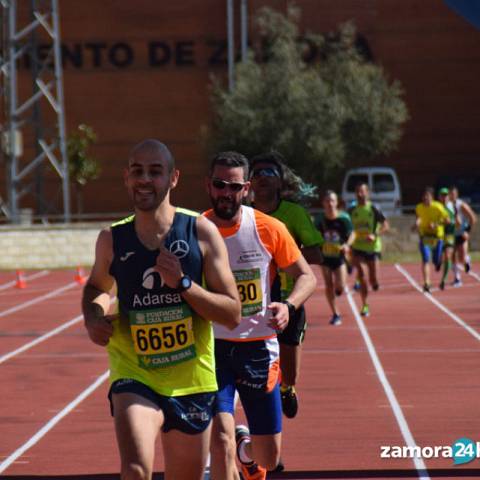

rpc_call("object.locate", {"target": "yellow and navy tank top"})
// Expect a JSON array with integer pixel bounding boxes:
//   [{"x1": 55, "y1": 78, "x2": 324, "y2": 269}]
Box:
[
  {"x1": 348, "y1": 202, "x2": 386, "y2": 253},
  {"x1": 107, "y1": 208, "x2": 217, "y2": 397}
]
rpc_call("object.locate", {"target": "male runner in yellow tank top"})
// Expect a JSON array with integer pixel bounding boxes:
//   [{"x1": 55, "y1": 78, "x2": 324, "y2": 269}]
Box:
[{"x1": 82, "y1": 140, "x2": 241, "y2": 480}]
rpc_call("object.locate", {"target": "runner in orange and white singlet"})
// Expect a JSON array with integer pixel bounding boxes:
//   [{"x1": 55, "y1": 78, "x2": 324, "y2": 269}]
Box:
[{"x1": 204, "y1": 151, "x2": 317, "y2": 480}]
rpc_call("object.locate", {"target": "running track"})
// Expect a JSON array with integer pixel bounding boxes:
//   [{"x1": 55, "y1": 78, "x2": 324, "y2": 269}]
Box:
[{"x1": 0, "y1": 264, "x2": 479, "y2": 479}]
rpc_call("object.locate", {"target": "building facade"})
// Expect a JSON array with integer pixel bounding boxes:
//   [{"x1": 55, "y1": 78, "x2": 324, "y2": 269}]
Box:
[{"x1": 2, "y1": 0, "x2": 479, "y2": 217}]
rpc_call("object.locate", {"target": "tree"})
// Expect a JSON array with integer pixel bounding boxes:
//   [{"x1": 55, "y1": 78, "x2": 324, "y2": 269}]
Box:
[
  {"x1": 207, "y1": 5, "x2": 409, "y2": 189},
  {"x1": 67, "y1": 124, "x2": 100, "y2": 216}
]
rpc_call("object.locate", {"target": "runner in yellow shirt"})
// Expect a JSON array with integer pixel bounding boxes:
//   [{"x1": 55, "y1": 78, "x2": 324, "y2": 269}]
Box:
[{"x1": 413, "y1": 186, "x2": 450, "y2": 292}]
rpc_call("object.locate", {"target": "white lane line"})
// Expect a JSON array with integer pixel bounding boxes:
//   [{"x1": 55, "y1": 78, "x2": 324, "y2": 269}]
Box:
[
  {"x1": 460, "y1": 265, "x2": 480, "y2": 283},
  {"x1": 0, "y1": 297, "x2": 116, "y2": 365},
  {"x1": 345, "y1": 289, "x2": 430, "y2": 480},
  {"x1": 0, "y1": 370, "x2": 109, "y2": 475},
  {"x1": 0, "y1": 282, "x2": 79, "y2": 319},
  {"x1": 468, "y1": 270, "x2": 480, "y2": 282},
  {"x1": 0, "y1": 315, "x2": 82, "y2": 365},
  {"x1": 395, "y1": 263, "x2": 480, "y2": 343},
  {"x1": 0, "y1": 270, "x2": 50, "y2": 292}
]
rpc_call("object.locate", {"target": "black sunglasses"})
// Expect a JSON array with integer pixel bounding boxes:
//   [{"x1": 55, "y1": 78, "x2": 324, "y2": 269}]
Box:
[{"x1": 211, "y1": 178, "x2": 246, "y2": 192}]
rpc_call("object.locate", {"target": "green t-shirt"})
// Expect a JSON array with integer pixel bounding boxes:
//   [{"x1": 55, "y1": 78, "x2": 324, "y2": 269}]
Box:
[
  {"x1": 348, "y1": 202, "x2": 386, "y2": 253},
  {"x1": 269, "y1": 200, "x2": 323, "y2": 298},
  {"x1": 270, "y1": 200, "x2": 323, "y2": 248},
  {"x1": 444, "y1": 203, "x2": 455, "y2": 242}
]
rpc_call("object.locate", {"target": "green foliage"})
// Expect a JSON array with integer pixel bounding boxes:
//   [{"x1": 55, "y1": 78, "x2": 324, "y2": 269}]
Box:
[
  {"x1": 67, "y1": 124, "x2": 100, "y2": 187},
  {"x1": 207, "y1": 5, "x2": 409, "y2": 187}
]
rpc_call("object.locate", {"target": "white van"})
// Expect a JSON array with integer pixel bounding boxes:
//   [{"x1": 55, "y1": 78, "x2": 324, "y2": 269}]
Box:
[{"x1": 341, "y1": 167, "x2": 402, "y2": 216}]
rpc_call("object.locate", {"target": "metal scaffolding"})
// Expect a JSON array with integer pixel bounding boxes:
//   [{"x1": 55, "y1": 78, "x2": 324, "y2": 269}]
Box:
[
  {"x1": 226, "y1": 0, "x2": 249, "y2": 91},
  {"x1": 0, "y1": 0, "x2": 69, "y2": 223}
]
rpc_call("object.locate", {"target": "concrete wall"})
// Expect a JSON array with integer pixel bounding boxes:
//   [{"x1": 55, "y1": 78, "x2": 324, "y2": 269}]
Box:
[
  {"x1": 1, "y1": 216, "x2": 478, "y2": 270},
  {"x1": 0, "y1": 223, "x2": 105, "y2": 270}
]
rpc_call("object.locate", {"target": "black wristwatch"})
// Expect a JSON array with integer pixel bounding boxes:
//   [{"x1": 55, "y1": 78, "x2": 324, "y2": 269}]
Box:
[
  {"x1": 283, "y1": 300, "x2": 296, "y2": 320},
  {"x1": 176, "y1": 275, "x2": 192, "y2": 293}
]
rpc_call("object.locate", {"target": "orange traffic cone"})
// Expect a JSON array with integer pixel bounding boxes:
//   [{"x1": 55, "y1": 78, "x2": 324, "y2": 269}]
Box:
[
  {"x1": 74, "y1": 266, "x2": 87, "y2": 285},
  {"x1": 15, "y1": 270, "x2": 27, "y2": 289}
]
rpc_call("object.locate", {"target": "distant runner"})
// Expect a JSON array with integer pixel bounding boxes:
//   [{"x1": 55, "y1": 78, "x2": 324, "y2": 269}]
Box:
[
  {"x1": 448, "y1": 186, "x2": 477, "y2": 285},
  {"x1": 348, "y1": 183, "x2": 389, "y2": 316},
  {"x1": 315, "y1": 190, "x2": 353, "y2": 325},
  {"x1": 413, "y1": 186, "x2": 450, "y2": 292}
]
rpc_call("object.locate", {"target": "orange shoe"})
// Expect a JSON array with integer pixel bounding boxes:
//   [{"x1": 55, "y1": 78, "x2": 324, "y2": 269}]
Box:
[
  {"x1": 236, "y1": 424, "x2": 267, "y2": 480},
  {"x1": 240, "y1": 461, "x2": 267, "y2": 480}
]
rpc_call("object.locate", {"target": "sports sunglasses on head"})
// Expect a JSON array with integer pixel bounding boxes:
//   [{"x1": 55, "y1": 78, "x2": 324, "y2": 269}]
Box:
[
  {"x1": 211, "y1": 178, "x2": 246, "y2": 192},
  {"x1": 250, "y1": 167, "x2": 281, "y2": 179}
]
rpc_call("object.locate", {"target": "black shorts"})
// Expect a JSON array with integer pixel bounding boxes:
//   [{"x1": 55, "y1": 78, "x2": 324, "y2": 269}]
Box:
[
  {"x1": 352, "y1": 249, "x2": 381, "y2": 262},
  {"x1": 455, "y1": 235, "x2": 466, "y2": 246},
  {"x1": 277, "y1": 305, "x2": 307, "y2": 346},
  {"x1": 322, "y1": 256, "x2": 345, "y2": 271},
  {"x1": 108, "y1": 379, "x2": 215, "y2": 434}
]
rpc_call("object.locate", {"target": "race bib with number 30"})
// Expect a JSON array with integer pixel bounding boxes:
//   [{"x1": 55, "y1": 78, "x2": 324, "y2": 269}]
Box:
[{"x1": 233, "y1": 268, "x2": 263, "y2": 317}]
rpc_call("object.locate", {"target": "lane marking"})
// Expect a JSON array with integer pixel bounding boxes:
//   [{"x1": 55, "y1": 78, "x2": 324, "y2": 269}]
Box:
[
  {"x1": 0, "y1": 270, "x2": 50, "y2": 292},
  {"x1": 459, "y1": 265, "x2": 480, "y2": 283},
  {"x1": 0, "y1": 282, "x2": 79, "y2": 319},
  {"x1": 0, "y1": 315, "x2": 83, "y2": 365},
  {"x1": 0, "y1": 370, "x2": 109, "y2": 475},
  {"x1": 395, "y1": 263, "x2": 480, "y2": 343},
  {"x1": 467, "y1": 270, "x2": 480, "y2": 282},
  {"x1": 345, "y1": 289, "x2": 430, "y2": 480},
  {"x1": 0, "y1": 297, "x2": 116, "y2": 365}
]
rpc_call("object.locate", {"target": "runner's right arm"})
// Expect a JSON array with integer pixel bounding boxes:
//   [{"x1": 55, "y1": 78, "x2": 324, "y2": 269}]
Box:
[{"x1": 82, "y1": 228, "x2": 115, "y2": 346}]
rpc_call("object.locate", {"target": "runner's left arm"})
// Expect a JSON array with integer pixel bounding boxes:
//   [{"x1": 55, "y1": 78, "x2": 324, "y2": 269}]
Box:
[{"x1": 373, "y1": 205, "x2": 389, "y2": 235}]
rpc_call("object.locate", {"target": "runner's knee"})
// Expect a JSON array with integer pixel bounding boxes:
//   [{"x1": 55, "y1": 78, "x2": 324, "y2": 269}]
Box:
[
  {"x1": 121, "y1": 462, "x2": 150, "y2": 480},
  {"x1": 210, "y1": 428, "x2": 236, "y2": 461},
  {"x1": 255, "y1": 448, "x2": 281, "y2": 471}
]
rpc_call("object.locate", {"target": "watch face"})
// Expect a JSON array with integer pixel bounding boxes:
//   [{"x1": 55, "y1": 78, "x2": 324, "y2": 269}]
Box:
[{"x1": 181, "y1": 276, "x2": 192, "y2": 290}]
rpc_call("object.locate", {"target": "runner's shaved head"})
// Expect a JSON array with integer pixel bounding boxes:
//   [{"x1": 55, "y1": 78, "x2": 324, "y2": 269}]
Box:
[{"x1": 129, "y1": 139, "x2": 175, "y2": 172}]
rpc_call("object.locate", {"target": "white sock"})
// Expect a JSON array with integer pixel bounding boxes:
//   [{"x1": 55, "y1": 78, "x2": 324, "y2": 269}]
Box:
[
  {"x1": 453, "y1": 264, "x2": 460, "y2": 280},
  {"x1": 238, "y1": 437, "x2": 253, "y2": 464},
  {"x1": 465, "y1": 255, "x2": 471, "y2": 265}
]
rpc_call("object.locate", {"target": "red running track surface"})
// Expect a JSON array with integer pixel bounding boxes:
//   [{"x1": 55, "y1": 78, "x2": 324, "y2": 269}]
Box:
[{"x1": 0, "y1": 264, "x2": 479, "y2": 479}]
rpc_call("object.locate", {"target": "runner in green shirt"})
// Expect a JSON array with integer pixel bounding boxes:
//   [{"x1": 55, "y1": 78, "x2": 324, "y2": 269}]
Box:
[
  {"x1": 348, "y1": 183, "x2": 389, "y2": 317},
  {"x1": 249, "y1": 152, "x2": 323, "y2": 420}
]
